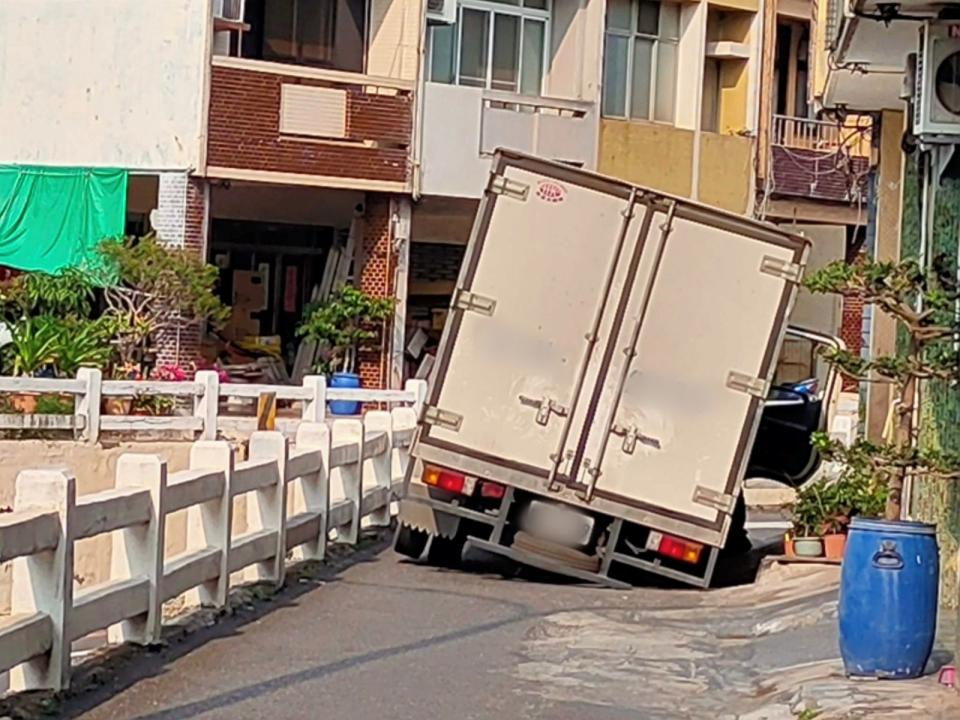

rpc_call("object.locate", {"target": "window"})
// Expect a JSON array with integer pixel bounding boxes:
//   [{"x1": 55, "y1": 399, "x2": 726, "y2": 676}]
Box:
[
  {"x1": 260, "y1": 0, "x2": 365, "y2": 72},
  {"x1": 428, "y1": 0, "x2": 549, "y2": 96},
  {"x1": 602, "y1": 0, "x2": 680, "y2": 123}
]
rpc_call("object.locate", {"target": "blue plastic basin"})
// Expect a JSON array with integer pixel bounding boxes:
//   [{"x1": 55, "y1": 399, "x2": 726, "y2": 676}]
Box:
[{"x1": 328, "y1": 372, "x2": 362, "y2": 416}]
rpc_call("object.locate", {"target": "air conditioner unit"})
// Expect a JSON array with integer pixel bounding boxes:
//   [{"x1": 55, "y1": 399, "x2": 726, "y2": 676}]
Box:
[
  {"x1": 913, "y1": 21, "x2": 960, "y2": 141},
  {"x1": 427, "y1": 0, "x2": 457, "y2": 25},
  {"x1": 213, "y1": 0, "x2": 244, "y2": 22}
]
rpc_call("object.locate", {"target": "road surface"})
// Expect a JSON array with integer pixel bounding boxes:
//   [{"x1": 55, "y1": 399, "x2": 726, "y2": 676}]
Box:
[{"x1": 52, "y1": 533, "x2": 959, "y2": 720}]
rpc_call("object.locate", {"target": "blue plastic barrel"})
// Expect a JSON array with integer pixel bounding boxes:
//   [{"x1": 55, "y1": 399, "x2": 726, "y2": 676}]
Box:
[
  {"x1": 838, "y1": 517, "x2": 939, "y2": 679},
  {"x1": 329, "y1": 372, "x2": 362, "y2": 416}
]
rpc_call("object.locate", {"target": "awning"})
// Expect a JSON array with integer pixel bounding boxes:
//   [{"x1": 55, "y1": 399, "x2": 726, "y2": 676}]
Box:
[{"x1": 0, "y1": 165, "x2": 128, "y2": 274}]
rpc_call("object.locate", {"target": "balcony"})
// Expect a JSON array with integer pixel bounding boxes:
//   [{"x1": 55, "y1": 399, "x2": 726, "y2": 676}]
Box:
[
  {"x1": 419, "y1": 83, "x2": 598, "y2": 199},
  {"x1": 205, "y1": 56, "x2": 413, "y2": 192},
  {"x1": 768, "y1": 114, "x2": 873, "y2": 204}
]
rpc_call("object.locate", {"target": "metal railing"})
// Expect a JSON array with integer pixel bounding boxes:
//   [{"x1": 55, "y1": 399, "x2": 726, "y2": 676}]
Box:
[{"x1": 771, "y1": 114, "x2": 872, "y2": 158}]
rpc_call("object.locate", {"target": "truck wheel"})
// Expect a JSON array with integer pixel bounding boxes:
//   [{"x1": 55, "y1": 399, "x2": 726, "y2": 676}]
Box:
[
  {"x1": 512, "y1": 531, "x2": 601, "y2": 573},
  {"x1": 394, "y1": 523, "x2": 429, "y2": 559},
  {"x1": 427, "y1": 533, "x2": 466, "y2": 567}
]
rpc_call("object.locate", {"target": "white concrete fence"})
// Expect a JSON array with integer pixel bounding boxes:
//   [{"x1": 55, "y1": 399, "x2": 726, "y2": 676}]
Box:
[
  {"x1": 0, "y1": 407, "x2": 416, "y2": 693},
  {"x1": 0, "y1": 369, "x2": 427, "y2": 442}
]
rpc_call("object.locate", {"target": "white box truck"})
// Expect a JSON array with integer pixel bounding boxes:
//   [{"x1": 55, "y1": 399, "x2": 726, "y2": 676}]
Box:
[{"x1": 396, "y1": 151, "x2": 836, "y2": 588}]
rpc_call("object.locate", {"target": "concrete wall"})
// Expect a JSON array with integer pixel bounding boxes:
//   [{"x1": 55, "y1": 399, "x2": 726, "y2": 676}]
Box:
[
  {"x1": 698, "y1": 133, "x2": 753, "y2": 214},
  {"x1": 0, "y1": 0, "x2": 210, "y2": 170},
  {"x1": 0, "y1": 441, "x2": 250, "y2": 615},
  {"x1": 367, "y1": 0, "x2": 422, "y2": 81},
  {"x1": 598, "y1": 120, "x2": 694, "y2": 198}
]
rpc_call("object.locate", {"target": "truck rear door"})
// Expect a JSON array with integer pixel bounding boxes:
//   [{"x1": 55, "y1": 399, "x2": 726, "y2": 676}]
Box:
[{"x1": 415, "y1": 151, "x2": 807, "y2": 548}]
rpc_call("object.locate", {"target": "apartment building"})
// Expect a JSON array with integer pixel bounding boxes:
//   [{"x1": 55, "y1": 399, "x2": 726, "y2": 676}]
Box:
[{"x1": 0, "y1": 0, "x2": 872, "y2": 389}]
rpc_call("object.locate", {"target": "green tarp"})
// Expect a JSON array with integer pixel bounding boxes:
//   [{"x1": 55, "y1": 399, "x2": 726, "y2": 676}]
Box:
[{"x1": 0, "y1": 165, "x2": 128, "y2": 274}]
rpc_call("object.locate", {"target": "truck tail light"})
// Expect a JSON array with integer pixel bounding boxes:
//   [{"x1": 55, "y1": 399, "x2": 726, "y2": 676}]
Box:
[
  {"x1": 479, "y1": 480, "x2": 505, "y2": 499},
  {"x1": 422, "y1": 465, "x2": 468, "y2": 495},
  {"x1": 652, "y1": 533, "x2": 703, "y2": 564}
]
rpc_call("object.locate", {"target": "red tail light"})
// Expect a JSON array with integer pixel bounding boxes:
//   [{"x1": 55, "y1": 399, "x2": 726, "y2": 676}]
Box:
[
  {"x1": 654, "y1": 533, "x2": 703, "y2": 564},
  {"x1": 479, "y1": 481, "x2": 505, "y2": 499},
  {"x1": 423, "y1": 465, "x2": 468, "y2": 494}
]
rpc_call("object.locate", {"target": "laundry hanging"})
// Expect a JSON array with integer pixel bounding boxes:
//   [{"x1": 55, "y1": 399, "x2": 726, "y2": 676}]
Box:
[{"x1": 0, "y1": 165, "x2": 128, "y2": 274}]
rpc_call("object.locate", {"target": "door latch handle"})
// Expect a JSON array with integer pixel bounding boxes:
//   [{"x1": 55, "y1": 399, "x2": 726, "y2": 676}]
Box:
[
  {"x1": 519, "y1": 395, "x2": 569, "y2": 426},
  {"x1": 576, "y1": 458, "x2": 602, "y2": 502},
  {"x1": 546, "y1": 449, "x2": 575, "y2": 492},
  {"x1": 611, "y1": 423, "x2": 661, "y2": 455}
]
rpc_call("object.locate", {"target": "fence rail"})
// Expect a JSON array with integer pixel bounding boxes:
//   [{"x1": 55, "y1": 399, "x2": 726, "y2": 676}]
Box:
[
  {"x1": 0, "y1": 407, "x2": 416, "y2": 693},
  {"x1": 771, "y1": 113, "x2": 872, "y2": 158},
  {"x1": 0, "y1": 369, "x2": 427, "y2": 443}
]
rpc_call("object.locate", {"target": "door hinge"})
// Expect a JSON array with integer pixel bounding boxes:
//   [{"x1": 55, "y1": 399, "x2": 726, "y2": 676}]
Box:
[
  {"x1": 611, "y1": 423, "x2": 661, "y2": 454},
  {"x1": 519, "y1": 395, "x2": 568, "y2": 426},
  {"x1": 489, "y1": 174, "x2": 529, "y2": 201},
  {"x1": 453, "y1": 289, "x2": 497, "y2": 316},
  {"x1": 423, "y1": 406, "x2": 463, "y2": 432},
  {"x1": 692, "y1": 486, "x2": 736, "y2": 513},
  {"x1": 726, "y1": 371, "x2": 770, "y2": 399},
  {"x1": 760, "y1": 256, "x2": 803, "y2": 283}
]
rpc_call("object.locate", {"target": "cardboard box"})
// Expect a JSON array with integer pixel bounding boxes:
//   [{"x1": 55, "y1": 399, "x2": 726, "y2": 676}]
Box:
[{"x1": 232, "y1": 271, "x2": 268, "y2": 312}]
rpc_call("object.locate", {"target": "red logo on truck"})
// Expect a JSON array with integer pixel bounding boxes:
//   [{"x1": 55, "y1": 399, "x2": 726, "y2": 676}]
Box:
[{"x1": 536, "y1": 180, "x2": 566, "y2": 203}]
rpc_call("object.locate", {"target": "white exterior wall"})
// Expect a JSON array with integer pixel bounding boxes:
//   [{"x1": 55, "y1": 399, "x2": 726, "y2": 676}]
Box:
[
  {"x1": 367, "y1": 0, "x2": 423, "y2": 81},
  {"x1": 0, "y1": 1, "x2": 211, "y2": 171}
]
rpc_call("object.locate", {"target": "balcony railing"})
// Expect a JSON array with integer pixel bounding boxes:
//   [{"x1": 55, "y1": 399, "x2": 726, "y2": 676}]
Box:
[{"x1": 771, "y1": 114, "x2": 872, "y2": 159}]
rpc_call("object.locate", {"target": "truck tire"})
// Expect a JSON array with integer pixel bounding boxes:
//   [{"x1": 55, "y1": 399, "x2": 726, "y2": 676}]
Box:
[
  {"x1": 512, "y1": 531, "x2": 601, "y2": 573},
  {"x1": 394, "y1": 523, "x2": 429, "y2": 559},
  {"x1": 427, "y1": 533, "x2": 466, "y2": 567}
]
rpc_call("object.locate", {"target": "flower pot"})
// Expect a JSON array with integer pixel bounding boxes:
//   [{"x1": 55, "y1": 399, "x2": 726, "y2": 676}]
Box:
[
  {"x1": 102, "y1": 397, "x2": 133, "y2": 415},
  {"x1": 839, "y1": 517, "x2": 938, "y2": 679},
  {"x1": 793, "y1": 537, "x2": 824, "y2": 558},
  {"x1": 784, "y1": 537, "x2": 796, "y2": 558},
  {"x1": 823, "y1": 533, "x2": 847, "y2": 561},
  {"x1": 328, "y1": 372, "x2": 362, "y2": 416},
  {"x1": 11, "y1": 392, "x2": 38, "y2": 414}
]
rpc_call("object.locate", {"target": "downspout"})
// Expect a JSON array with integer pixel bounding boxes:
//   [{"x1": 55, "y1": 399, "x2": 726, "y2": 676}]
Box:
[{"x1": 411, "y1": 0, "x2": 430, "y2": 201}]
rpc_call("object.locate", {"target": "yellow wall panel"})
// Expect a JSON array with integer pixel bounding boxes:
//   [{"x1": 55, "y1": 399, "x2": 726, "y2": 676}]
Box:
[
  {"x1": 598, "y1": 120, "x2": 694, "y2": 198},
  {"x1": 697, "y1": 133, "x2": 753, "y2": 213}
]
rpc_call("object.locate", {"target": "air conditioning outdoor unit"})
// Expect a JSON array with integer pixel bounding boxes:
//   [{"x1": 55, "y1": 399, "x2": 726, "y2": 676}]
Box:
[
  {"x1": 213, "y1": 0, "x2": 245, "y2": 22},
  {"x1": 427, "y1": 0, "x2": 457, "y2": 25},
  {"x1": 913, "y1": 20, "x2": 960, "y2": 141}
]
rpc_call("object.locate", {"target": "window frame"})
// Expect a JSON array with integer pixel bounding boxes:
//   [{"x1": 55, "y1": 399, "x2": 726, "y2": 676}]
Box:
[
  {"x1": 602, "y1": 0, "x2": 680, "y2": 123},
  {"x1": 427, "y1": 0, "x2": 551, "y2": 97}
]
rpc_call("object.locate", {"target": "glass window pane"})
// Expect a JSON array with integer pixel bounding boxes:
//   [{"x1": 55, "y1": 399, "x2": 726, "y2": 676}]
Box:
[
  {"x1": 263, "y1": 0, "x2": 296, "y2": 60},
  {"x1": 298, "y1": 0, "x2": 336, "y2": 64},
  {"x1": 602, "y1": 33, "x2": 629, "y2": 117},
  {"x1": 430, "y1": 24, "x2": 457, "y2": 84},
  {"x1": 659, "y1": 2, "x2": 680, "y2": 40},
  {"x1": 520, "y1": 19, "x2": 545, "y2": 95},
  {"x1": 654, "y1": 41, "x2": 676, "y2": 122},
  {"x1": 486, "y1": 0, "x2": 522, "y2": 5},
  {"x1": 607, "y1": 0, "x2": 632, "y2": 31},
  {"x1": 524, "y1": 0, "x2": 548, "y2": 9},
  {"x1": 701, "y1": 58, "x2": 720, "y2": 133},
  {"x1": 459, "y1": 8, "x2": 490, "y2": 87},
  {"x1": 492, "y1": 14, "x2": 520, "y2": 91},
  {"x1": 638, "y1": 0, "x2": 659, "y2": 35},
  {"x1": 630, "y1": 37, "x2": 653, "y2": 119}
]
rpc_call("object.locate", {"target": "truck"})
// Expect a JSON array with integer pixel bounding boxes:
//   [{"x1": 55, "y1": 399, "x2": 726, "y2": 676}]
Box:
[{"x1": 395, "y1": 150, "x2": 841, "y2": 588}]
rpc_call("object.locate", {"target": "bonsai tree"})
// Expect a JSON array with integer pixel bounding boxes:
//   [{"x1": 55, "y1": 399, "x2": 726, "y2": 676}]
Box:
[
  {"x1": 297, "y1": 286, "x2": 394, "y2": 375},
  {"x1": 805, "y1": 254, "x2": 960, "y2": 521},
  {"x1": 97, "y1": 235, "x2": 230, "y2": 368}
]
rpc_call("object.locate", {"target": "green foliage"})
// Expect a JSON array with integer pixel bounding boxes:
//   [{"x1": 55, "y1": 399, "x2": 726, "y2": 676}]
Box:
[
  {"x1": 297, "y1": 286, "x2": 394, "y2": 374},
  {"x1": 98, "y1": 236, "x2": 230, "y2": 328},
  {"x1": 34, "y1": 394, "x2": 74, "y2": 415},
  {"x1": 51, "y1": 317, "x2": 116, "y2": 377},
  {"x1": 5, "y1": 316, "x2": 59, "y2": 376},
  {"x1": 0, "y1": 268, "x2": 96, "y2": 321}
]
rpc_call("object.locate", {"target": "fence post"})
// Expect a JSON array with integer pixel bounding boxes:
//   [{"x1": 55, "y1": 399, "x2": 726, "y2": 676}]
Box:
[
  {"x1": 185, "y1": 441, "x2": 234, "y2": 608},
  {"x1": 9, "y1": 469, "x2": 76, "y2": 692},
  {"x1": 194, "y1": 370, "x2": 220, "y2": 441},
  {"x1": 391, "y1": 406, "x2": 418, "y2": 488},
  {"x1": 294, "y1": 422, "x2": 332, "y2": 560},
  {"x1": 331, "y1": 419, "x2": 364, "y2": 545},
  {"x1": 108, "y1": 455, "x2": 167, "y2": 646},
  {"x1": 302, "y1": 374, "x2": 327, "y2": 423},
  {"x1": 405, "y1": 379, "x2": 428, "y2": 419},
  {"x1": 76, "y1": 367, "x2": 102, "y2": 444},
  {"x1": 246, "y1": 432, "x2": 288, "y2": 586},
  {"x1": 363, "y1": 411, "x2": 392, "y2": 528}
]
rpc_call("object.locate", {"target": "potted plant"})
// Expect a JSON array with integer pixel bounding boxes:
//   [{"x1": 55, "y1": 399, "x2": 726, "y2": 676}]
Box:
[
  {"x1": 297, "y1": 286, "x2": 394, "y2": 415},
  {"x1": 4, "y1": 316, "x2": 59, "y2": 412},
  {"x1": 805, "y1": 255, "x2": 957, "y2": 679},
  {"x1": 790, "y1": 482, "x2": 826, "y2": 558}
]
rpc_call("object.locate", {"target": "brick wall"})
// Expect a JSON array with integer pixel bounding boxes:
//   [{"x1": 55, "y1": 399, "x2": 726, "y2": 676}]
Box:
[
  {"x1": 770, "y1": 147, "x2": 871, "y2": 204},
  {"x1": 357, "y1": 195, "x2": 395, "y2": 388},
  {"x1": 840, "y1": 293, "x2": 864, "y2": 392},
  {"x1": 411, "y1": 243, "x2": 465, "y2": 283},
  {"x1": 154, "y1": 176, "x2": 209, "y2": 368},
  {"x1": 207, "y1": 64, "x2": 411, "y2": 185}
]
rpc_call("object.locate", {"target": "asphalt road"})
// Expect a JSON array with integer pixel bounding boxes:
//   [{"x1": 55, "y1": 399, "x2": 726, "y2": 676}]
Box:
[{"x1": 50, "y1": 532, "x2": 959, "y2": 720}]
